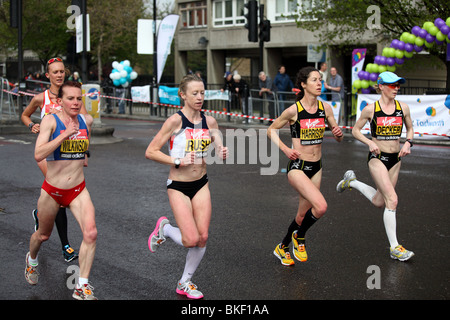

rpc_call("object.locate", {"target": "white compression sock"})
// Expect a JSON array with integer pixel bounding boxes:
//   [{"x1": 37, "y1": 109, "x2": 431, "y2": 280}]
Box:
[
  {"x1": 180, "y1": 246, "x2": 206, "y2": 284},
  {"x1": 350, "y1": 180, "x2": 377, "y2": 202},
  {"x1": 28, "y1": 254, "x2": 38, "y2": 266},
  {"x1": 163, "y1": 224, "x2": 183, "y2": 246},
  {"x1": 383, "y1": 208, "x2": 399, "y2": 248}
]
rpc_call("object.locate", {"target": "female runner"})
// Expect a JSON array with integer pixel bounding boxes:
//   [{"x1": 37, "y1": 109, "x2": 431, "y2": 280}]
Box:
[
  {"x1": 268, "y1": 66, "x2": 343, "y2": 266},
  {"x1": 146, "y1": 74, "x2": 228, "y2": 299},
  {"x1": 21, "y1": 57, "x2": 87, "y2": 262},
  {"x1": 336, "y1": 71, "x2": 414, "y2": 261}
]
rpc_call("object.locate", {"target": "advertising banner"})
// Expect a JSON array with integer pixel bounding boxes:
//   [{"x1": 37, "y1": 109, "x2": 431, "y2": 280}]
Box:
[{"x1": 157, "y1": 15, "x2": 179, "y2": 83}]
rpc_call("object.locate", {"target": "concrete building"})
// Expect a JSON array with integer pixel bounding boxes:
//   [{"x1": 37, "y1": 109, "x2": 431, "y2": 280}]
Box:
[{"x1": 173, "y1": 0, "x2": 446, "y2": 91}]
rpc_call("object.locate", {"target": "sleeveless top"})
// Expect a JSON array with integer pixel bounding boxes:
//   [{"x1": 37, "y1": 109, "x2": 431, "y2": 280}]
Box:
[
  {"x1": 370, "y1": 100, "x2": 404, "y2": 140},
  {"x1": 290, "y1": 100, "x2": 326, "y2": 145},
  {"x1": 46, "y1": 114, "x2": 89, "y2": 161},
  {"x1": 41, "y1": 90, "x2": 62, "y2": 119},
  {"x1": 169, "y1": 111, "x2": 211, "y2": 159}
]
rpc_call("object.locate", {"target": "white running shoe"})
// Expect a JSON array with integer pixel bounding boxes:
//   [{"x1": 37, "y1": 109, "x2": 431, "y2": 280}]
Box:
[
  {"x1": 176, "y1": 279, "x2": 204, "y2": 299},
  {"x1": 336, "y1": 170, "x2": 356, "y2": 193},
  {"x1": 148, "y1": 216, "x2": 169, "y2": 253}
]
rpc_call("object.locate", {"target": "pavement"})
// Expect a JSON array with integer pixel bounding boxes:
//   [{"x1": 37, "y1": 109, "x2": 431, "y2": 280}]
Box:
[{"x1": 0, "y1": 113, "x2": 449, "y2": 313}]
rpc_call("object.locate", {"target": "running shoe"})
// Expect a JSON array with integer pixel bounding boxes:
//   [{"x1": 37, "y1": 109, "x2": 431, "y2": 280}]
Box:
[
  {"x1": 32, "y1": 209, "x2": 39, "y2": 231},
  {"x1": 336, "y1": 170, "x2": 357, "y2": 193},
  {"x1": 73, "y1": 283, "x2": 98, "y2": 300},
  {"x1": 25, "y1": 252, "x2": 39, "y2": 285},
  {"x1": 176, "y1": 279, "x2": 204, "y2": 299},
  {"x1": 273, "y1": 243, "x2": 294, "y2": 266},
  {"x1": 390, "y1": 245, "x2": 414, "y2": 261},
  {"x1": 148, "y1": 216, "x2": 169, "y2": 253},
  {"x1": 63, "y1": 245, "x2": 78, "y2": 262},
  {"x1": 292, "y1": 231, "x2": 308, "y2": 262}
]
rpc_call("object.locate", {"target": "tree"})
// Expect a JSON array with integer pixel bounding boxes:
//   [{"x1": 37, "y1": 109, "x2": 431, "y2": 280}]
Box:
[{"x1": 293, "y1": 0, "x2": 450, "y2": 88}]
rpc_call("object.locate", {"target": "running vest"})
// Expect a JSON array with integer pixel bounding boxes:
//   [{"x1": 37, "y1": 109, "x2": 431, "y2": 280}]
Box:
[
  {"x1": 290, "y1": 100, "x2": 326, "y2": 145},
  {"x1": 169, "y1": 111, "x2": 211, "y2": 159},
  {"x1": 41, "y1": 90, "x2": 62, "y2": 119},
  {"x1": 370, "y1": 100, "x2": 404, "y2": 140},
  {"x1": 46, "y1": 114, "x2": 89, "y2": 161}
]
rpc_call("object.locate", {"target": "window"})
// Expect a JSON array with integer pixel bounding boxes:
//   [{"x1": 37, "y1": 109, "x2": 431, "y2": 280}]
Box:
[
  {"x1": 180, "y1": 1, "x2": 207, "y2": 28},
  {"x1": 272, "y1": 0, "x2": 316, "y2": 22},
  {"x1": 213, "y1": 0, "x2": 246, "y2": 27}
]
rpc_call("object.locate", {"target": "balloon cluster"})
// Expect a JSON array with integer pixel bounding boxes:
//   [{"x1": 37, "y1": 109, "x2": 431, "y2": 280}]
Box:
[
  {"x1": 109, "y1": 60, "x2": 138, "y2": 88},
  {"x1": 353, "y1": 17, "x2": 450, "y2": 94}
]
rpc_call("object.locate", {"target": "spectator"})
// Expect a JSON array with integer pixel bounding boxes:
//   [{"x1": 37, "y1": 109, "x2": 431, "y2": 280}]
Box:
[
  {"x1": 274, "y1": 65, "x2": 294, "y2": 111},
  {"x1": 258, "y1": 71, "x2": 276, "y2": 122},
  {"x1": 325, "y1": 67, "x2": 344, "y2": 102},
  {"x1": 233, "y1": 74, "x2": 251, "y2": 121},
  {"x1": 318, "y1": 62, "x2": 328, "y2": 83},
  {"x1": 68, "y1": 72, "x2": 83, "y2": 84}
]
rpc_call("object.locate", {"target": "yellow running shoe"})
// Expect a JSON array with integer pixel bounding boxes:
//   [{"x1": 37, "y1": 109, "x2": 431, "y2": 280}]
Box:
[
  {"x1": 292, "y1": 231, "x2": 308, "y2": 262},
  {"x1": 273, "y1": 243, "x2": 294, "y2": 266}
]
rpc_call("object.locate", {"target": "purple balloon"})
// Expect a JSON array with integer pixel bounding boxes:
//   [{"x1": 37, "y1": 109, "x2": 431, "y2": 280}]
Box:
[
  {"x1": 434, "y1": 18, "x2": 445, "y2": 28},
  {"x1": 413, "y1": 45, "x2": 423, "y2": 52},
  {"x1": 363, "y1": 71, "x2": 370, "y2": 80},
  {"x1": 426, "y1": 34, "x2": 436, "y2": 43},
  {"x1": 404, "y1": 43, "x2": 414, "y2": 52},
  {"x1": 386, "y1": 57, "x2": 395, "y2": 66},
  {"x1": 369, "y1": 73, "x2": 379, "y2": 82},
  {"x1": 395, "y1": 58, "x2": 405, "y2": 65},
  {"x1": 418, "y1": 28, "x2": 428, "y2": 38},
  {"x1": 397, "y1": 41, "x2": 405, "y2": 50},
  {"x1": 436, "y1": 39, "x2": 443, "y2": 45},
  {"x1": 362, "y1": 88, "x2": 371, "y2": 94},
  {"x1": 374, "y1": 55, "x2": 381, "y2": 64},
  {"x1": 378, "y1": 56, "x2": 387, "y2": 65},
  {"x1": 391, "y1": 39, "x2": 399, "y2": 48},
  {"x1": 411, "y1": 26, "x2": 421, "y2": 36},
  {"x1": 440, "y1": 25, "x2": 450, "y2": 36}
]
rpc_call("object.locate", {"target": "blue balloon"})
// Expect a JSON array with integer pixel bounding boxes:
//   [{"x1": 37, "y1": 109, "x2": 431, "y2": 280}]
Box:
[
  {"x1": 120, "y1": 77, "x2": 127, "y2": 84},
  {"x1": 112, "y1": 69, "x2": 119, "y2": 73},
  {"x1": 113, "y1": 79, "x2": 120, "y2": 86},
  {"x1": 125, "y1": 66, "x2": 133, "y2": 74}
]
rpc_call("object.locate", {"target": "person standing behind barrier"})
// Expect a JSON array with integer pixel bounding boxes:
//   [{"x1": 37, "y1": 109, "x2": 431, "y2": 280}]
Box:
[
  {"x1": 336, "y1": 71, "x2": 414, "y2": 262},
  {"x1": 25, "y1": 81, "x2": 97, "y2": 300},
  {"x1": 274, "y1": 65, "x2": 294, "y2": 112},
  {"x1": 268, "y1": 66, "x2": 343, "y2": 266},
  {"x1": 21, "y1": 57, "x2": 83, "y2": 263},
  {"x1": 324, "y1": 67, "x2": 344, "y2": 102},
  {"x1": 146, "y1": 74, "x2": 228, "y2": 299},
  {"x1": 232, "y1": 74, "x2": 251, "y2": 121},
  {"x1": 258, "y1": 71, "x2": 276, "y2": 123},
  {"x1": 318, "y1": 62, "x2": 328, "y2": 83}
]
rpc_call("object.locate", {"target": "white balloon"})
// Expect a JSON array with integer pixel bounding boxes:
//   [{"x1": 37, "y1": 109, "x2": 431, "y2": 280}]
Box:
[
  {"x1": 122, "y1": 81, "x2": 129, "y2": 88},
  {"x1": 123, "y1": 60, "x2": 130, "y2": 67},
  {"x1": 120, "y1": 70, "x2": 127, "y2": 78},
  {"x1": 116, "y1": 64, "x2": 124, "y2": 71},
  {"x1": 112, "y1": 61, "x2": 119, "y2": 69},
  {"x1": 130, "y1": 71, "x2": 138, "y2": 80}
]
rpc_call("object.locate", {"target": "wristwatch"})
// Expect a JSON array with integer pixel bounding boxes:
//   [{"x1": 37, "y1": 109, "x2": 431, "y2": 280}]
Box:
[
  {"x1": 28, "y1": 122, "x2": 35, "y2": 131},
  {"x1": 406, "y1": 139, "x2": 413, "y2": 147},
  {"x1": 174, "y1": 158, "x2": 181, "y2": 169}
]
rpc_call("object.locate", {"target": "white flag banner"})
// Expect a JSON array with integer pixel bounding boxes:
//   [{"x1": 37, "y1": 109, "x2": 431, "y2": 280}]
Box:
[{"x1": 157, "y1": 14, "x2": 179, "y2": 83}]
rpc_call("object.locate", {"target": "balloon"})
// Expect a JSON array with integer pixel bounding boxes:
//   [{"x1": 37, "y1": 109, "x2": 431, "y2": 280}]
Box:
[
  {"x1": 391, "y1": 39, "x2": 400, "y2": 49},
  {"x1": 361, "y1": 80, "x2": 369, "y2": 89},
  {"x1": 436, "y1": 31, "x2": 446, "y2": 42},
  {"x1": 434, "y1": 18, "x2": 445, "y2": 28},
  {"x1": 395, "y1": 49, "x2": 404, "y2": 59},
  {"x1": 113, "y1": 79, "x2": 120, "y2": 86},
  {"x1": 378, "y1": 56, "x2": 387, "y2": 65},
  {"x1": 369, "y1": 72, "x2": 379, "y2": 82},
  {"x1": 386, "y1": 57, "x2": 395, "y2": 66},
  {"x1": 386, "y1": 65, "x2": 396, "y2": 72},
  {"x1": 413, "y1": 45, "x2": 423, "y2": 52},
  {"x1": 404, "y1": 43, "x2": 414, "y2": 52},
  {"x1": 407, "y1": 34, "x2": 416, "y2": 44},
  {"x1": 112, "y1": 61, "x2": 119, "y2": 69},
  {"x1": 423, "y1": 21, "x2": 434, "y2": 31},
  {"x1": 447, "y1": 17, "x2": 450, "y2": 27},
  {"x1": 440, "y1": 25, "x2": 450, "y2": 35},
  {"x1": 116, "y1": 63, "x2": 124, "y2": 71},
  {"x1": 353, "y1": 80, "x2": 362, "y2": 89},
  {"x1": 418, "y1": 28, "x2": 428, "y2": 38},
  {"x1": 404, "y1": 51, "x2": 413, "y2": 59},
  {"x1": 120, "y1": 70, "x2": 127, "y2": 78},
  {"x1": 130, "y1": 71, "x2": 138, "y2": 80},
  {"x1": 395, "y1": 57, "x2": 404, "y2": 65},
  {"x1": 123, "y1": 60, "x2": 130, "y2": 67},
  {"x1": 378, "y1": 65, "x2": 387, "y2": 73},
  {"x1": 124, "y1": 66, "x2": 133, "y2": 74},
  {"x1": 424, "y1": 40, "x2": 434, "y2": 48},
  {"x1": 120, "y1": 77, "x2": 127, "y2": 85},
  {"x1": 411, "y1": 26, "x2": 421, "y2": 36},
  {"x1": 361, "y1": 88, "x2": 371, "y2": 94},
  {"x1": 425, "y1": 34, "x2": 436, "y2": 43},
  {"x1": 428, "y1": 25, "x2": 439, "y2": 36},
  {"x1": 415, "y1": 37, "x2": 425, "y2": 47},
  {"x1": 397, "y1": 40, "x2": 405, "y2": 50},
  {"x1": 358, "y1": 70, "x2": 365, "y2": 80}
]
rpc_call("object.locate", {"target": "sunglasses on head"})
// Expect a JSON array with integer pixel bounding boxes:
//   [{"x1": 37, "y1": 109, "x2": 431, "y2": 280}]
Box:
[
  {"x1": 47, "y1": 57, "x2": 63, "y2": 65},
  {"x1": 385, "y1": 83, "x2": 401, "y2": 89}
]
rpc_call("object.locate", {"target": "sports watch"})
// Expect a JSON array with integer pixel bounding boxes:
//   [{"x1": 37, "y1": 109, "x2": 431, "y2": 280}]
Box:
[
  {"x1": 28, "y1": 122, "x2": 35, "y2": 131},
  {"x1": 406, "y1": 139, "x2": 413, "y2": 147},
  {"x1": 174, "y1": 158, "x2": 181, "y2": 169}
]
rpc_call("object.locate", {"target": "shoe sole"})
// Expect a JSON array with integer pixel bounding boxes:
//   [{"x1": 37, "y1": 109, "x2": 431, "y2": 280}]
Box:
[
  {"x1": 176, "y1": 288, "x2": 204, "y2": 299},
  {"x1": 148, "y1": 216, "x2": 168, "y2": 253}
]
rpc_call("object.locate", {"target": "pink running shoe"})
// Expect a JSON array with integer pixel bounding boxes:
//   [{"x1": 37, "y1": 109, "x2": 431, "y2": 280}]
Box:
[{"x1": 148, "y1": 216, "x2": 169, "y2": 253}]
